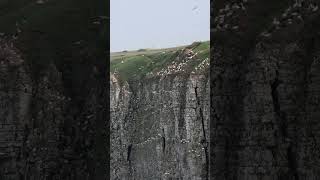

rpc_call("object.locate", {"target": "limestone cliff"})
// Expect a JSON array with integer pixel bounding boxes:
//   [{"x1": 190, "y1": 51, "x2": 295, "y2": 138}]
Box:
[{"x1": 110, "y1": 43, "x2": 210, "y2": 179}]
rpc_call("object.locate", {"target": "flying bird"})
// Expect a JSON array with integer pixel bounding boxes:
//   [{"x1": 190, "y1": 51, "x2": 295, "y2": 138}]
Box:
[{"x1": 192, "y1": 6, "x2": 198, "y2": 11}]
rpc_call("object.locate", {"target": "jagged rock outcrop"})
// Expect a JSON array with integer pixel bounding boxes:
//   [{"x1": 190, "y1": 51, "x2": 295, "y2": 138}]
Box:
[{"x1": 211, "y1": 0, "x2": 320, "y2": 179}]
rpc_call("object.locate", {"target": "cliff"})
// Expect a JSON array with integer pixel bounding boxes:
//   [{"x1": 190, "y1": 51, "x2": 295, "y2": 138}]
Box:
[
  {"x1": 211, "y1": 0, "x2": 320, "y2": 179},
  {"x1": 0, "y1": 0, "x2": 108, "y2": 179},
  {"x1": 110, "y1": 42, "x2": 210, "y2": 179}
]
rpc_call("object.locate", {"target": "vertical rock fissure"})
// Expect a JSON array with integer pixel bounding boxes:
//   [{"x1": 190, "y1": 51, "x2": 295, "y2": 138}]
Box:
[
  {"x1": 162, "y1": 128, "x2": 166, "y2": 153},
  {"x1": 270, "y1": 70, "x2": 299, "y2": 180},
  {"x1": 270, "y1": 70, "x2": 287, "y2": 136},
  {"x1": 127, "y1": 144, "x2": 132, "y2": 162},
  {"x1": 178, "y1": 76, "x2": 189, "y2": 139},
  {"x1": 194, "y1": 85, "x2": 209, "y2": 180},
  {"x1": 30, "y1": 78, "x2": 39, "y2": 129}
]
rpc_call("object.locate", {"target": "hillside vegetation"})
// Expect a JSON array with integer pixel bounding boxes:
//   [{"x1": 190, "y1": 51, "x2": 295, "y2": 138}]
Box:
[{"x1": 110, "y1": 41, "x2": 210, "y2": 81}]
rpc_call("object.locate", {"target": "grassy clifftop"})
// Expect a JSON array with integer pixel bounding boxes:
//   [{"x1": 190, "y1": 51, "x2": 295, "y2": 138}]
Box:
[{"x1": 110, "y1": 41, "x2": 209, "y2": 82}]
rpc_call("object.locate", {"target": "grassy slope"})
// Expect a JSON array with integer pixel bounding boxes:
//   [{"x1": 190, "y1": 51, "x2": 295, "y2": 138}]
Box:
[
  {"x1": 110, "y1": 45, "x2": 187, "y2": 60},
  {"x1": 110, "y1": 41, "x2": 209, "y2": 81}
]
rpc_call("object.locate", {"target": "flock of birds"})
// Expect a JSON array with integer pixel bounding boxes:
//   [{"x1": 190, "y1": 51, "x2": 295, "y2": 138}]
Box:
[
  {"x1": 192, "y1": 57, "x2": 209, "y2": 74},
  {"x1": 0, "y1": 40, "x2": 23, "y2": 67},
  {"x1": 213, "y1": 0, "x2": 319, "y2": 38},
  {"x1": 156, "y1": 48, "x2": 206, "y2": 76},
  {"x1": 260, "y1": 1, "x2": 319, "y2": 38},
  {"x1": 145, "y1": 46, "x2": 209, "y2": 78},
  {"x1": 212, "y1": 0, "x2": 248, "y2": 32}
]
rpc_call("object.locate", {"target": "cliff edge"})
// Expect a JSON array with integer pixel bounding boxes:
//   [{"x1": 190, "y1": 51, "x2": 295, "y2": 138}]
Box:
[{"x1": 110, "y1": 42, "x2": 210, "y2": 179}]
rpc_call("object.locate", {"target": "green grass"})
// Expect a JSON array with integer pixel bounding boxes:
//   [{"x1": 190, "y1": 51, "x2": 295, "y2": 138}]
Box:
[
  {"x1": 193, "y1": 41, "x2": 210, "y2": 52},
  {"x1": 110, "y1": 41, "x2": 210, "y2": 81},
  {"x1": 110, "y1": 45, "x2": 186, "y2": 61},
  {"x1": 111, "y1": 55, "x2": 151, "y2": 80},
  {"x1": 111, "y1": 50, "x2": 179, "y2": 81}
]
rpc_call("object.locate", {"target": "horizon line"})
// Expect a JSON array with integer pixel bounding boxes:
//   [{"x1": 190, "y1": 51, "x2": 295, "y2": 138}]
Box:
[{"x1": 110, "y1": 40, "x2": 210, "y2": 53}]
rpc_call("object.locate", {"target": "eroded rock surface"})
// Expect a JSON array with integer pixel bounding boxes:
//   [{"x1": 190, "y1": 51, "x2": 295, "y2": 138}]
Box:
[
  {"x1": 0, "y1": 38, "x2": 107, "y2": 180},
  {"x1": 211, "y1": 0, "x2": 320, "y2": 179},
  {"x1": 111, "y1": 70, "x2": 209, "y2": 179}
]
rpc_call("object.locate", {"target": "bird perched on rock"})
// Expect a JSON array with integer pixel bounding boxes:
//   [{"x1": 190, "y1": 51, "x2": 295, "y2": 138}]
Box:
[
  {"x1": 93, "y1": 66, "x2": 98, "y2": 74},
  {"x1": 98, "y1": 16, "x2": 109, "y2": 20},
  {"x1": 272, "y1": 18, "x2": 280, "y2": 25},
  {"x1": 297, "y1": 15, "x2": 303, "y2": 21},
  {"x1": 219, "y1": 16, "x2": 225, "y2": 24},
  {"x1": 232, "y1": 3, "x2": 240, "y2": 10},
  {"x1": 214, "y1": 16, "x2": 219, "y2": 22},
  {"x1": 261, "y1": 31, "x2": 271, "y2": 38},
  {"x1": 225, "y1": 4, "x2": 230, "y2": 11},
  {"x1": 226, "y1": 11, "x2": 232, "y2": 17},
  {"x1": 293, "y1": 2, "x2": 302, "y2": 8},
  {"x1": 311, "y1": 4, "x2": 319, "y2": 12},
  {"x1": 240, "y1": 3, "x2": 246, "y2": 10},
  {"x1": 36, "y1": 0, "x2": 44, "y2": 4},
  {"x1": 232, "y1": 26, "x2": 239, "y2": 30},
  {"x1": 282, "y1": 12, "x2": 288, "y2": 18},
  {"x1": 92, "y1": 21, "x2": 101, "y2": 25},
  {"x1": 286, "y1": 7, "x2": 292, "y2": 13}
]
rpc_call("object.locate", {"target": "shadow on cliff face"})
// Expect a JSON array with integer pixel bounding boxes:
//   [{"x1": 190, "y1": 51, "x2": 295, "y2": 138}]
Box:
[
  {"x1": 211, "y1": 0, "x2": 320, "y2": 179},
  {"x1": 0, "y1": 0, "x2": 109, "y2": 179},
  {"x1": 0, "y1": 0, "x2": 108, "y2": 102}
]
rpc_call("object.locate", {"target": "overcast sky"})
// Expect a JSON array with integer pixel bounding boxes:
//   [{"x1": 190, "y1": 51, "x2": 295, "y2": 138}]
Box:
[{"x1": 111, "y1": 0, "x2": 210, "y2": 52}]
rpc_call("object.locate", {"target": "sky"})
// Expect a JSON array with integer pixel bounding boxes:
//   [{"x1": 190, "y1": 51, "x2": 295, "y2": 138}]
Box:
[{"x1": 110, "y1": 0, "x2": 210, "y2": 52}]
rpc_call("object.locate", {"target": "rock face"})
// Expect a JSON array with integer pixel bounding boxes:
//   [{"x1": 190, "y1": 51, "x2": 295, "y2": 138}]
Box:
[
  {"x1": 0, "y1": 38, "x2": 107, "y2": 179},
  {"x1": 0, "y1": 0, "x2": 108, "y2": 178},
  {"x1": 110, "y1": 41, "x2": 210, "y2": 179},
  {"x1": 110, "y1": 73, "x2": 210, "y2": 179},
  {"x1": 211, "y1": 0, "x2": 320, "y2": 179}
]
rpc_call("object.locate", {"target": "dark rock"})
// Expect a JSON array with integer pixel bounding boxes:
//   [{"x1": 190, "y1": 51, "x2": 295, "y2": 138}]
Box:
[{"x1": 211, "y1": 0, "x2": 320, "y2": 179}]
